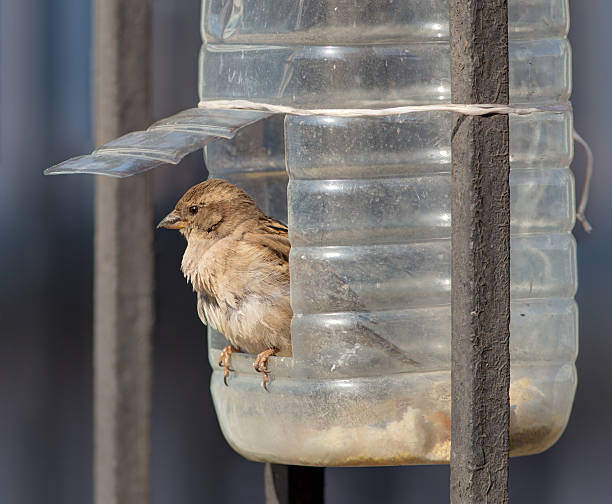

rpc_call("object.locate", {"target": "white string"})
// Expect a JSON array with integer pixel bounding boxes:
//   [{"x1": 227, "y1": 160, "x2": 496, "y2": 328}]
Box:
[
  {"x1": 198, "y1": 99, "x2": 568, "y2": 118},
  {"x1": 573, "y1": 130, "x2": 593, "y2": 233},
  {"x1": 198, "y1": 99, "x2": 592, "y2": 232}
]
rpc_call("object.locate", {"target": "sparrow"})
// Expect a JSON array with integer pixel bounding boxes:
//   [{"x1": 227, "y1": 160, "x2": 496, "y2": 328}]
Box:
[
  {"x1": 158, "y1": 178, "x2": 419, "y2": 390},
  {"x1": 157, "y1": 179, "x2": 292, "y2": 389}
]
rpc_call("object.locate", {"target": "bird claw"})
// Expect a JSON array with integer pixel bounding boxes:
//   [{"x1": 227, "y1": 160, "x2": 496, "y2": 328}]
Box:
[
  {"x1": 254, "y1": 365, "x2": 270, "y2": 392},
  {"x1": 218, "y1": 345, "x2": 240, "y2": 387},
  {"x1": 253, "y1": 348, "x2": 278, "y2": 392}
]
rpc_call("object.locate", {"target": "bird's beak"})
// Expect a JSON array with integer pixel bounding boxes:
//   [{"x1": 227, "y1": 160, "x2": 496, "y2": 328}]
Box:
[{"x1": 157, "y1": 211, "x2": 185, "y2": 230}]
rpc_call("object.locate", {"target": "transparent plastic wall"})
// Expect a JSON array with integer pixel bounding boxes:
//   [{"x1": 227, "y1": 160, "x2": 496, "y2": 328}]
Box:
[{"x1": 202, "y1": 0, "x2": 576, "y2": 466}]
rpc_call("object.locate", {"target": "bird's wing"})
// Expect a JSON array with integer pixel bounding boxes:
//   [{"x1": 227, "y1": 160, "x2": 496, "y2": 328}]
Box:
[
  {"x1": 298, "y1": 258, "x2": 419, "y2": 367},
  {"x1": 259, "y1": 215, "x2": 289, "y2": 235},
  {"x1": 254, "y1": 215, "x2": 418, "y2": 368},
  {"x1": 243, "y1": 216, "x2": 291, "y2": 265}
]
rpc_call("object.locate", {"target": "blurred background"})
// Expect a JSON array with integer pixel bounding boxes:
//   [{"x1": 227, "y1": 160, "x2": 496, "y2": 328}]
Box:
[{"x1": 1, "y1": 0, "x2": 610, "y2": 502}]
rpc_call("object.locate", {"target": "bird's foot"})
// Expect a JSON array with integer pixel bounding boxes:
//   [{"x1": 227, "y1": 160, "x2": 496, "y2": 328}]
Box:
[
  {"x1": 218, "y1": 345, "x2": 241, "y2": 386},
  {"x1": 253, "y1": 348, "x2": 278, "y2": 392}
]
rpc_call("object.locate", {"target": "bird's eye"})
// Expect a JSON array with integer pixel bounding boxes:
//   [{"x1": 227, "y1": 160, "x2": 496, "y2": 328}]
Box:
[{"x1": 188, "y1": 205, "x2": 198, "y2": 215}]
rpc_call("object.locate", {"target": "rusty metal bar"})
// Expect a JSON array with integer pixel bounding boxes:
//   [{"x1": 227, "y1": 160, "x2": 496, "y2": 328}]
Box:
[
  {"x1": 94, "y1": 1, "x2": 153, "y2": 504},
  {"x1": 264, "y1": 464, "x2": 325, "y2": 504},
  {"x1": 449, "y1": 1, "x2": 511, "y2": 503}
]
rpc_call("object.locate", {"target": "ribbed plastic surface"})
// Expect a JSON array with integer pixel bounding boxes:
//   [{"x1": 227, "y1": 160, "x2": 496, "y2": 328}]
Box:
[{"x1": 202, "y1": 0, "x2": 576, "y2": 466}]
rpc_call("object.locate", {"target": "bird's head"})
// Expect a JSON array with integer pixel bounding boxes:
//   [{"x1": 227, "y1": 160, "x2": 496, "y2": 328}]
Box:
[{"x1": 157, "y1": 179, "x2": 261, "y2": 240}]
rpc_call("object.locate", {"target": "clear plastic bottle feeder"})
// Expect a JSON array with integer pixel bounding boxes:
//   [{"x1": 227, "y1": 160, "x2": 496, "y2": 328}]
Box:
[{"x1": 202, "y1": 0, "x2": 577, "y2": 466}]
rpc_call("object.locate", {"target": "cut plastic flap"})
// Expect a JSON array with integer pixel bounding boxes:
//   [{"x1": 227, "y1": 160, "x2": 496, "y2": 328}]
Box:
[
  {"x1": 45, "y1": 108, "x2": 271, "y2": 178},
  {"x1": 48, "y1": 154, "x2": 168, "y2": 178}
]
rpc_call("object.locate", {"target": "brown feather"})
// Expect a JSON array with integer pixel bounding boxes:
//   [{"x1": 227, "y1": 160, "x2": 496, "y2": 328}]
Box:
[
  {"x1": 163, "y1": 178, "x2": 417, "y2": 367},
  {"x1": 168, "y1": 179, "x2": 292, "y2": 357}
]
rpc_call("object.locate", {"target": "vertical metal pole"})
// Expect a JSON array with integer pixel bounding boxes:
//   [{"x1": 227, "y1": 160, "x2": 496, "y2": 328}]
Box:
[
  {"x1": 94, "y1": 1, "x2": 153, "y2": 504},
  {"x1": 265, "y1": 464, "x2": 325, "y2": 504},
  {"x1": 449, "y1": 1, "x2": 511, "y2": 503}
]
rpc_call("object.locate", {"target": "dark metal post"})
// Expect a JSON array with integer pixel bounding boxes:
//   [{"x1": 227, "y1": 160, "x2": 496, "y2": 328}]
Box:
[
  {"x1": 94, "y1": 1, "x2": 153, "y2": 504},
  {"x1": 265, "y1": 464, "x2": 325, "y2": 504},
  {"x1": 449, "y1": 1, "x2": 511, "y2": 503}
]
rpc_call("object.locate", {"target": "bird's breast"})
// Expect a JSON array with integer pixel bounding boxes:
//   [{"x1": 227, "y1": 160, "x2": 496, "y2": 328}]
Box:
[{"x1": 199, "y1": 292, "x2": 289, "y2": 354}]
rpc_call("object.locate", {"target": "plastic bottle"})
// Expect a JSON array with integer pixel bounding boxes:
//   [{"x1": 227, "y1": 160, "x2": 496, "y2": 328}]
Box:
[{"x1": 202, "y1": 0, "x2": 576, "y2": 465}]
